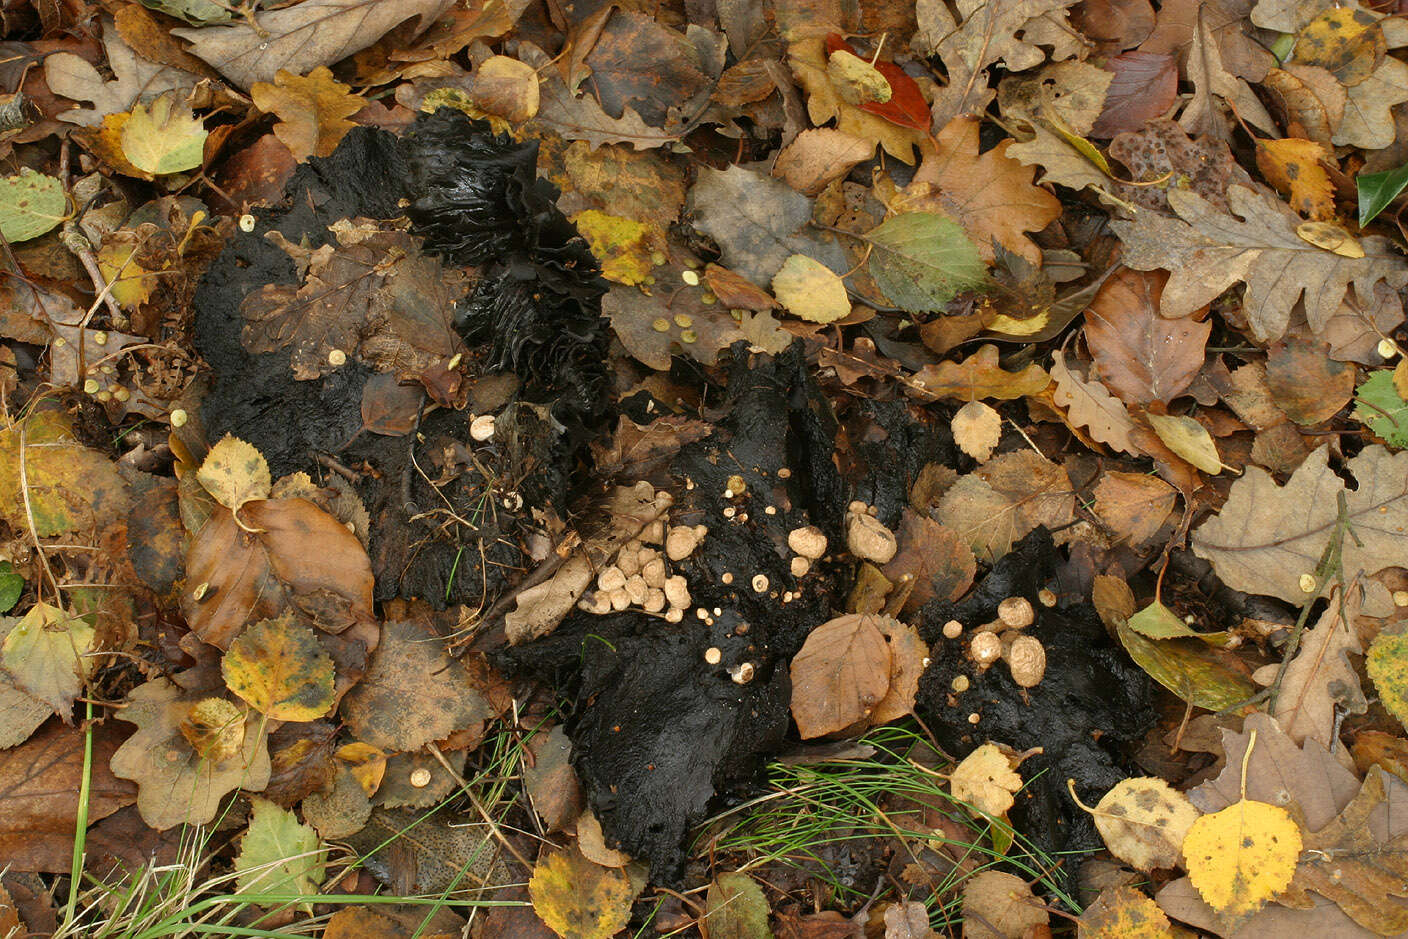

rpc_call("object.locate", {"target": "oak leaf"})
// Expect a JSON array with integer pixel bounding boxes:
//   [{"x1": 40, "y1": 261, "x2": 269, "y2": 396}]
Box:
[
  {"x1": 44, "y1": 23, "x2": 196, "y2": 126},
  {"x1": 1049, "y1": 350, "x2": 1139, "y2": 455},
  {"x1": 1192, "y1": 445, "x2": 1408, "y2": 604},
  {"x1": 1111, "y1": 185, "x2": 1408, "y2": 341},
  {"x1": 250, "y1": 67, "x2": 365, "y2": 162},
  {"x1": 908, "y1": 345, "x2": 1049, "y2": 402}
]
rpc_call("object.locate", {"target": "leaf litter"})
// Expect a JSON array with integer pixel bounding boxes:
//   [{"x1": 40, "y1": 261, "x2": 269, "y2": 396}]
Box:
[{"x1": 2, "y1": 0, "x2": 1408, "y2": 935}]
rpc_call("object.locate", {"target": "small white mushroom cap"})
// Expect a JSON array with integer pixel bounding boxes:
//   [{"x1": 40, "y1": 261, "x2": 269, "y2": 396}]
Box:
[
  {"x1": 846, "y1": 513, "x2": 897, "y2": 564},
  {"x1": 787, "y1": 525, "x2": 828, "y2": 559},
  {"x1": 469, "y1": 414, "x2": 496, "y2": 441}
]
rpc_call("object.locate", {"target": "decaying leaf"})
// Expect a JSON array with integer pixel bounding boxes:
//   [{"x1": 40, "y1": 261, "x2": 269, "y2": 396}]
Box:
[
  {"x1": 222, "y1": 617, "x2": 336, "y2": 722},
  {"x1": 1193, "y1": 445, "x2": 1408, "y2": 604},
  {"x1": 950, "y1": 743, "x2": 1022, "y2": 817},
  {"x1": 250, "y1": 67, "x2": 366, "y2": 161},
  {"x1": 0, "y1": 408, "x2": 129, "y2": 538},
  {"x1": 527, "y1": 847, "x2": 635, "y2": 939},
  {"x1": 866, "y1": 212, "x2": 988, "y2": 313},
  {"x1": 790, "y1": 613, "x2": 891, "y2": 738},
  {"x1": 961, "y1": 870, "x2": 1050, "y2": 939},
  {"x1": 1275, "y1": 585, "x2": 1366, "y2": 752},
  {"x1": 1089, "y1": 777, "x2": 1200, "y2": 871},
  {"x1": 1080, "y1": 885, "x2": 1175, "y2": 938},
  {"x1": 950, "y1": 400, "x2": 1002, "y2": 462},
  {"x1": 935, "y1": 451, "x2": 1073, "y2": 560},
  {"x1": 0, "y1": 601, "x2": 95, "y2": 720},
  {"x1": 705, "y1": 872, "x2": 772, "y2": 939},
  {"x1": 909, "y1": 345, "x2": 1050, "y2": 402}
]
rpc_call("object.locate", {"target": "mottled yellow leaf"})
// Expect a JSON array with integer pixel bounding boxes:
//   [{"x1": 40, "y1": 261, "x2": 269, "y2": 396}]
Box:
[
  {"x1": 196, "y1": 434, "x2": 271, "y2": 517},
  {"x1": 950, "y1": 743, "x2": 1021, "y2": 817},
  {"x1": 528, "y1": 848, "x2": 634, "y2": 939},
  {"x1": 1090, "y1": 777, "x2": 1200, "y2": 871},
  {"x1": 573, "y1": 210, "x2": 655, "y2": 285},
  {"x1": 222, "y1": 617, "x2": 334, "y2": 721},
  {"x1": 772, "y1": 253, "x2": 851, "y2": 323},
  {"x1": 1182, "y1": 799, "x2": 1301, "y2": 922},
  {"x1": 0, "y1": 601, "x2": 94, "y2": 718}
]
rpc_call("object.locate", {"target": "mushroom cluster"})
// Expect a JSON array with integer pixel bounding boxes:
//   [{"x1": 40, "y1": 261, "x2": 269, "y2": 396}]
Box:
[
  {"x1": 959, "y1": 595, "x2": 1047, "y2": 689},
  {"x1": 577, "y1": 497, "x2": 706, "y2": 623}
]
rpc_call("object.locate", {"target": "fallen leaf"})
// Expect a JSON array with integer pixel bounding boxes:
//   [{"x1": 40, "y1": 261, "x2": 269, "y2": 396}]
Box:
[
  {"x1": 1116, "y1": 622, "x2": 1258, "y2": 711},
  {"x1": 950, "y1": 743, "x2": 1022, "y2": 817},
  {"x1": 45, "y1": 22, "x2": 197, "y2": 126},
  {"x1": 1278, "y1": 768, "x2": 1408, "y2": 935},
  {"x1": 1367, "y1": 628, "x2": 1408, "y2": 733},
  {"x1": 1263, "y1": 334, "x2": 1356, "y2": 425},
  {"x1": 576, "y1": 807, "x2": 631, "y2": 868},
  {"x1": 880, "y1": 510, "x2": 976, "y2": 613},
  {"x1": 826, "y1": 48, "x2": 891, "y2": 107},
  {"x1": 909, "y1": 345, "x2": 1050, "y2": 402},
  {"x1": 706, "y1": 872, "x2": 772, "y2": 939},
  {"x1": 119, "y1": 92, "x2": 207, "y2": 175},
  {"x1": 250, "y1": 67, "x2": 365, "y2": 162},
  {"x1": 1147, "y1": 414, "x2": 1223, "y2": 475},
  {"x1": 1084, "y1": 269, "x2": 1210, "y2": 406},
  {"x1": 869, "y1": 617, "x2": 929, "y2": 725},
  {"x1": 0, "y1": 721, "x2": 134, "y2": 873},
  {"x1": 689, "y1": 165, "x2": 847, "y2": 287},
  {"x1": 1182, "y1": 798, "x2": 1302, "y2": 924},
  {"x1": 1291, "y1": 7, "x2": 1385, "y2": 86},
  {"x1": 174, "y1": 0, "x2": 456, "y2": 90},
  {"x1": 1256, "y1": 137, "x2": 1335, "y2": 220},
  {"x1": 865, "y1": 212, "x2": 988, "y2": 313},
  {"x1": 523, "y1": 726, "x2": 582, "y2": 832},
  {"x1": 1092, "y1": 472, "x2": 1176, "y2": 546},
  {"x1": 1111, "y1": 185, "x2": 1408, "y2": 341},
  {"x1": 183, "y1": 498, "x2": 375, "y2": 649},
  {"x1": 471, "y1": 54, "x2": 539, "y2": 123},
  {"x1": 1355, "y1": 369, "x2": 1408, "y2": 446},
  {"x1": 772, "y1": 253, "x2": 851, "y2": 323},
  {"x1": 222, "y1": 617, "x2": 336, "y2": 722},
  {"x1": 235, "y1": 796, "x2": 325, "y2": 896},
  {"x1": 790, "y1": 613, "x2": 891, "y2": 739},
  {"x1": 935, "y1": 451, "x2": 1073, "y2": 560},
  {"x1": 0, "y1": 171, "x2": 66, "y2": 243},
  {"x1": 196, "y1": 434, "x2": 271, "y2": 519},
  {"x1": 1090, "y1": 777, "x2": 1200, "y2": 871},
  {"x1": 950, "y1": 400, "x2": 1001, "y2": 462},
  {"x1": 1192, "y1": 445, "x2": 1408, "y2": 604},
  {"x1": 883, "y1": 900, "x2": 936, "y2": 938},
  {"x1": 771, "y1": 129, "x2": 874, "y2": 196},
  {"x1": 961, "y1": 870, "x2": 1049, "y2": 939},
  {"x1": 0, "y1": 408, "x2": 130, "y2": 537},
  {"x1": 901, "y1": 116, "x2": 1062, "y2": 265},
  {"x1": 340, "y1": 615, "x2": 501, "y2": 752},
  {"x1": 109, "y1": 678, "x2": 271, "y2": 830},
  {"x1": 573, "y1": 211, "x2": 655, "y2": 285},
  {"x1": 1091, "y1": 52, "x2": 1179, "y2": 137},
  {"x1": 1049, "y1": 350, "x2": 1140, "y2": 455},
  {"x1": 788, "y1": 37, "x2": 927, "y2": 163},
  {"x1": 1079, "y1": 885, "x2": 1175, "y2": 938},
  {"x1": 523, "y1": 42, "x2": 678, "y2": 150},
  {"x1": 528, "y1": 848, "x2": 634, "y2": 939},
  {"x1": 0, "y1": 601, "x2": 94, "y2": 720}
]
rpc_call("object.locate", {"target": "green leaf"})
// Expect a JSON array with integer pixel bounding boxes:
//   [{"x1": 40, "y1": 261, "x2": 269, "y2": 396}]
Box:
[
  {"x1": 120, "y1": 94, "x2": 208, "y2": 175},
  {"x1": 1355, "y1": 370, "x2": 1408, "y2": 446},
  {"x1": 866, "y1": 212, "x2": 987, "y2": 313},
  {"x1": 1128, "y1": 600, "x2": 1231, "y2": 646},
  {"x1": 1117, "y1": 622, "x2": 1257, "y2": 712},
  {"x1": 1358, "y1": 163, "x2": 1408, "y2": 226},
  {"x1": 0, "y1": 170, "x2": 66, "y2": 243},
  {"x1": 235, "y1": 796, "x2": 325, "y2": 899},
  {"x1": 1367, "y1": 630, "x2": 1408, "y2": 731},
  {"x1": 705, "y1": 873, "x2": 773, "y2": 939},
  {"x1": 0, "y1": 563, "x2": 22, "y2": 614}
]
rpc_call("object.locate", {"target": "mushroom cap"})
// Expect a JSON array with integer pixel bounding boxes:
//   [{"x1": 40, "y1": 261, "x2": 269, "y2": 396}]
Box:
[
  {"x1": 846, "y1": 513, "x2": 897, "y2": 564},
  {"x1": 787, "y1": 525, "x2": 828, "y2": 559},
  {"x1": 997, "y1": 596, "x2": 1035, "y2": 629},
  {"x1": 1006, "y1": 635, "x2": 1047, "y2": 688},
  {"x1": 970, "y1": 631, "x2": 1002, "y2": 668}
]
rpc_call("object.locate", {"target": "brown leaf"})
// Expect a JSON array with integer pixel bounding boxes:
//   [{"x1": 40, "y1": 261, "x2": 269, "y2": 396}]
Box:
[
  {"x1": 790, "y1": 613, "x2": 891, "y2": 739},
  {"x1": 1263, "y1": 334, "x2": 1355, "y2": 425},
  {"x1": 1192, "y1": 445, "x2": 1408, "y2": 604},
  {"x1": 1090, "y1": 52, "x2": 1178, "y2": 136},
  {"x1": 581, "y1": 11, "x2": 708, "y2": 128},
  {"x1": 250, "y1": 66, "x2": 365, "y2": 162},
  {"x1": 1111, "y1": 185, "x2": 1408, "y2": 342},
  {"x1": 591, "y1": 415, "x2": 712, "y2": 479},
  {"x1": 0, "y1": 721, "x2": 134, "y2": 872},
  {"x1": 182, "y1": 499, "x2": 375, "y2": 649},
  {"x1": 1274, "y1": 584, "x2": 1366, "y2": 753},
  {"x1": 340, "y1": 615, "x2": 504, "y2": 752},
  {"x1": 880, "y1": 509, "x2": 975, "y2": 613},
  {"x1": 1260, "y1": 64, "x2": 1346, "y2": 147},
  {"x1": 772, "y1": 128, "x2": 874, "y2": 197},
  {"x1": 44, "y1": 23, "x2": 197, "y2": 126},
  {"x1": 523, "y1": 725, "x2": 582, "y2": 832},
  {"x1": 908, "y1": 345, "x2": 1050, "y2": 402},
  {"x1": 1049, "y1": 351, "x2": 1140, "y2": 455},
  {"x1": 900, "y1": 117, "x2": 1062, "y2": 265},
  {"x1": 869, "y1": 617, "x2": 929, "y2": 725},
  {"x1": 1084, "y1": 269, "x2": 1211, "y2": 405},
  {"x1": 961, "y1": 871, "x2": 1049, "y2": 939},
  {"x1": 173, "y1": 0, "x2": 456, "y2": 90},
  {"x1": 520, "y1": 42, "x2": 679, "y2": 150},
  {"x1": 1092, "y1": 471, "x2": 1177, "y2": 546},
  {"x1": 935, "y1": 451, "x2": 1074, "y2": 561}
]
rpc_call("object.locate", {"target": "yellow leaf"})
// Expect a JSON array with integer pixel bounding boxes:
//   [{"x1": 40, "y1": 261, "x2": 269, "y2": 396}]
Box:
[
  {"x1": 1292, "y1": 7, "x2": 1386, "y2": 87},
  {"x1": 1079, "y1": 885, "x2": 1174, "y2": 938},
  {"x1": 1255, "y1": 138, "x2": 1335, "y2": 220},
  {"x1": 1182, "y1": 798, "x2": 1302, "y2": 922},
  {"x1": 951, "y1": 400, "x2": 1001, "y2": 462},
  {"x1": 250, "y1": 67, "x2": 365, "y2": 162},
  {"x1": 1089, "y1": 777, "x2": 1200, "y2": 871},
  {"x1": 772, "y1": 253, "x2": 852, "y2": 323},
  {"x1": 1146, "y1": 414, "x2": 1225, "y2": 475},
  {"x1": 119, "y1": 92, "x2": 207, "y2": 175},
  {"x1": 826, "y1": 49, "x2": 891, "y2": 107},
  {"x1": 472, "y1": 55, "x2": 540, "y2": 123},
  {"x1": 222, "y1": 617, "x2": 335, "y2": 721},
  {"x1": 572, "y1": 210, "x2": 656, "y2": 285},
  {"x1": 528, "y1": 848, "x2": 635, "y2": 939},
  {"x1": 196, "y1": 434, "x2": 271, "y2": 517},
  {"x1": 179, "y1": 697, "x2": 246, "y2": 763},
  {"x1": 0, "y1": 601, "x2": 95, "y2": 717},
  {"x1": 1296, "y1": 220, "x2": 1365, "y2": 258},
  {"x1": 950, "y1": 743, "x2": 1022, "y2": 817}
]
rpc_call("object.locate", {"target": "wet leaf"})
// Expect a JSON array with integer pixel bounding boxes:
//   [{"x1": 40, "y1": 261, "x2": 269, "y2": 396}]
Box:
[
  {"x1": 235, "y1": 796, "x2": 325, "y2": 897},
  {"x1": 0, "y1": 408, "x2": 129, "y2": 538},
  {"x1": 950, "y1": 400, "x2": 1001, "y2": 462},
  {"x1": 961, "y1": 871, "x2": 1049, "y2": 939},
  {"x1": 772, "y1": 253, "x2": 851, "y2": 323},
  {"x1": 705, "y1": 872, "x2": 772, "y2": 939},
  {"x1": 250, "y1": 67, "x2": 365, "y2": 162},
  {"x1": 909, "y1": 345, "x2": 1050, "y2": 402},
  {"x1": 1182, "y1": 799, "x2": 1302, "y2": 923},
  {"x1": 1355, "y1": 369, "x2": 1408, "y2": 446},
  {"x1": 0, "y1": 171, "x2": 66, "y2": 243},
  {"x1": 1084, "y1": 269, "x2": 1210, "y2": 406},
  {"x1": 1275, "y1": 585, "x2": 1365, "y2": 751},
  {"x1": 869, "y1": 617, "x2": 928, "y2": 725},
  {"x1": 0, "y1": 602, "x2": 95, "y2": 720},
  {"x1": 935, "y1": 451, "x2": 1073, "y2": 561},
  {"x1": 1091, "y1": 777, "x2": 1200, "y2": 871},
  {"x1": 1079, "y1": 885, "x2": 1175, "y2": 938},
  {"x1": 573, "y1": 211, "x2": 655, "y2": 285},
  {"x1": 1358, "y1": 162, "x2": 1408, "y2": 225},
  {"x1": 1147, "y1": 414, "x2": 1223, "y2": 475},
  {"x1": 950, "y1": 743, "x2": 1021, "y2": 817},
  {"x1": 223, "y1": 617, "x2": 335, "y2": 721},
  {"x1": 1116, "y1": 622, "x2": 1257, "y2": 712},
  {"x1": 528, "y1": 848, "x2": 634, "y2": 939},
  {"x1": 109, "y1": 678, "x2": 271, "y2": 830},
  {"x1": 119, "y1": 92, "x2": 207, "y2": 175},
  {"x1": 1091, "y1": 472, "x2": 1176, "y2": 546},
  {"x1": 1049, "y1": 351, "x2": 1139, "y2": 455},
  {"x1": 866, "y1": 212, "x2": 988, "y2": 313},
  {"x1": 1256, "y1": 137, "x2": 1335, "y2": 220},
  {"x1": 1367, "y1": 629, "x2": 1408, "y2": 732},
  {"x1": 880, "y1": 509, "x2": 975, "y2": 614},
  {"x1": 196, "y1": 434, "x2": 271, "y2": 518},
  {"x1": 790, "y1": 613, "x2": 891, "y2": 739}
]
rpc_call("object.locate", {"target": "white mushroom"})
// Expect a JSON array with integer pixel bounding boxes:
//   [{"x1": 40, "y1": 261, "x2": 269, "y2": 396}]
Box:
[
  {"x1": 642, "y1": 558, "x2": 668, "y2": 588},
  {"x1": 1006, "y1": 636, "x2": 1047, "y2": 688},
  {"x1": 970, "y1": 631, "x2": 1002, "y2": 669},
  {"x1": 790, "y1": 556, "x2": 811, "y2": 578},
  {"x1": 469, "y1": 414, "x2": 496, "y2": 441},
  {"x1": 846, "y1": 513, "x2": 897, "y2": 564},
  {"x1": 597, "y1": 566, "x2": 627, "y2": 592},
  {"x1": 997, "y1": 596, "x2": 1035, "y2": 629},
  {"x1": 666, "y1": 526, "x2": 700, "y2": 561},
  {"x1": 643, "y1": 588, "x2": 666, "y2": 613},
  {"x1": 664, "y1": 575, "x2": 690, "y2": 609},
  {"x1": 624, "y1": 574, "x2": 649, "y2": 606},
  {"x1": 787, "y1": 526, "x2": 828, "y2": 560}
]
